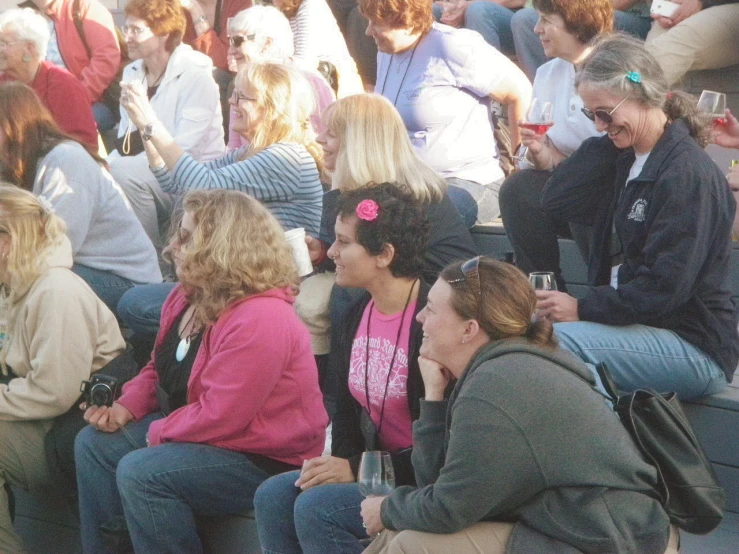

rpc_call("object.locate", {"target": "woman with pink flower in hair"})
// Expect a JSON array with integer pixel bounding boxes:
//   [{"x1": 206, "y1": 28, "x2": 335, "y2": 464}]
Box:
[{"x1": 254, "y1": 182, "x2": 434, "y2": 553}]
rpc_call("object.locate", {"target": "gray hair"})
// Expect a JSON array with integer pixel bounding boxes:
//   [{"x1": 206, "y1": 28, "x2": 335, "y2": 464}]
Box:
[
  {"x1": 575, "y1": 33, "x2": 711, "y2": 146},
  {"x1": 228, "y1": 5, "x2": 294, "y2": 63},
  {"x1": 0, "y1": 8, "x2": 50, "y2": 61}
]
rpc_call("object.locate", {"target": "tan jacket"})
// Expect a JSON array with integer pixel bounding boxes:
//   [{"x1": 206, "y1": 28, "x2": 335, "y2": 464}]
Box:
[{"x1": 0, "y1": 236, "x2": 124, "y2": 421}]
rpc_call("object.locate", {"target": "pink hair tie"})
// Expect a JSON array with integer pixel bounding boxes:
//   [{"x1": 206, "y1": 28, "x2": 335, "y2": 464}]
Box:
[
  {"x1": 356, "y1": 199, "x2": 379, "y2": 222},
  {"x1": 666, "y1": 91, "x2": 673, "y2": 100}
]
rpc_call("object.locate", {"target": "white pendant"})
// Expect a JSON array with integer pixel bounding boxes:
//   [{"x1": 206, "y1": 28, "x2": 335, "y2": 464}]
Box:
[{"x1": 175, "y1": 337, "x2": 191, "y2": 362}]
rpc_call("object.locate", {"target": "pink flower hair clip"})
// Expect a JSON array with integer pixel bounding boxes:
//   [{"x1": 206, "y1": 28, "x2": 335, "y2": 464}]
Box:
[{"x1": 356, "y1": 199, "x2": 379, "y2": 222}]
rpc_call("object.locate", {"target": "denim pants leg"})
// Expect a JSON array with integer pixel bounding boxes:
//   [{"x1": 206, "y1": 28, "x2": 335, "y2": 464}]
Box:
[
  {"x1": 554, "y1": 322, "x2": 728, "y2": 400},
  {"x1": 117, "y1": 442, "x2": 273, "y2": 554},
  {"x1": 72, "y1": 263, "x2": 137, "y2": 314},
  {"x1": 117, "y1": 282, "x2": 177, "y2": 335},
  {"x1": 614, "y1": 11, "x2": 652, "y2": 40},
  {"x1": 92, "y1": 101, "x2": 118, "y2": 133},
  {"x1": 464, "y1": 2, "x2": 516, "y2": 54},
  {"x1": 511, "y1": 8, "x2": 546, "y2": 79},
  {"x1": 75, "y1": 413, "x2": 159, "y2": 554},
  {"x1": 254, "y1": 470, "x2": 304, "y2": 554}
]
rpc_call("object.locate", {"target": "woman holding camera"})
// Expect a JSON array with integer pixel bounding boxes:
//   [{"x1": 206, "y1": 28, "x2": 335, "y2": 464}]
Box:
[
  {"x1": 74, "y1": 189, "x2": 328, "y2": 554},
  {"x1": 0, "y1": 186, "x2": 124, "y2": 554}
]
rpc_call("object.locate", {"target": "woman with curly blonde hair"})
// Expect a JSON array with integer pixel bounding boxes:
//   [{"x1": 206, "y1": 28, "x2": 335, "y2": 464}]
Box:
[
  {"x1": 75, "y1": 189, "x2": 328, "y2": 554},
  {"x1": 0, "y1": 186, "x2": 124, "y2": 554}
]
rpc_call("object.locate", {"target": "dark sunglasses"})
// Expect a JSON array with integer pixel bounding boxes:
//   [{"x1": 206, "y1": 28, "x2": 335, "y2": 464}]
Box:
[
  {"x1": 581, "y1": 96, "x2": 629, "y2": 125},
  {"x1": 448, "y1": 256, "x2": 482, "y2": 316},
  {"x1": 228, "y1": 34, "x2": 254, "y2": 47}
]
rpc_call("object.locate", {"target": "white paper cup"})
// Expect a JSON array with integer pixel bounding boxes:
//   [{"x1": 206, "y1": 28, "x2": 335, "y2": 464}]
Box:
[{"x1": 285, "y1": 227, "x2": 313, "y2": 277}]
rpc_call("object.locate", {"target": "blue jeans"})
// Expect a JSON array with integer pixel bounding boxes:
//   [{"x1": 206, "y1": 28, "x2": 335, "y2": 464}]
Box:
[
  {"x1": 554, "y1": 322, "x2": 728, "y2": 400},
  {"x1": 254, "y1": 470, "x2": 368, "y2": 554},
  {"x1": 116, "y1": 282, "x2": 176, "y2": 334},
  {"x1": 511, "y1": 8, "x2": 652, "y2": 79},
  {"x1": 92, "y1": 101, "x2": 118, "y2": 133},
  {"x1": 72, "y1": 263, "x2": 138, "y2": 314},
  {"x1": 446, "y1": 177, "x2": 503, "y2": 226},
  {"x1": 76, "y1": 414, "x2": 273, "y2": 554},
  {"x1": 433, "y1": 2, "x2": 516, "y2": 54}
]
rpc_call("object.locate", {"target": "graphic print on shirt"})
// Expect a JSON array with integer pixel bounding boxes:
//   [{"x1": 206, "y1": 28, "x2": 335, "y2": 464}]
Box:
[
  {"x1": 627, "y1": 198, "x2": 648, "y2": 223},
  {"x1": 348, "y1": 335, "x2": 409, "y2": 408}
]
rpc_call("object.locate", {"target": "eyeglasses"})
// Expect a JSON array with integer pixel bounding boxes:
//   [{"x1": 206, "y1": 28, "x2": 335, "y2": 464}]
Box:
[
  {"x1": 228, "y1": 34, "x2": 255, "y2": 47},
  {"x1": 121, "y1": 24, "x2": 151, "y2": 37},
  {"x1": 447, "y1": 256, "x2": 482, "y2": 315},
  {"x1": 581, "y1": 96, "x2": 630, "y2": 125},
  {"x1": 231, "y1": 90, "x2": 255, "y2": 104}
]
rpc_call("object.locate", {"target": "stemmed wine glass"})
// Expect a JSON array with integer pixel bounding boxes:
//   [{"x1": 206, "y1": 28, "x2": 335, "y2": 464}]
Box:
[
  {"x1": 529, "y1": 272, "x2": 558, "y2": 291},
  {"x1": 697, "y1": 90, "x2": 727, "y2": 128},
  {"x1": 514, "y1": 98, "x2": 554, "y2": 167},
  {"x1": 358, "y1": 451, "x2": 395, "y2": 497}
]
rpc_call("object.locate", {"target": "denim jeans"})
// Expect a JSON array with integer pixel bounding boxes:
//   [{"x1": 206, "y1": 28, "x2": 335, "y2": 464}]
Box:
[
  {"x1": 433, "y1": 2, "x2": 516, "y2": 54},
  {"x1": 117, "y1": 282, "x2": 176, "y2": 335},
  {"x1": 92, "y1": 101, "x2": 118, "y2": 133},
  {"x1": 511, "y1": 8, "x2": 652, "y2": 79},
  {"x1": 254, "y1": 470, "x2": 368, "y2": 554},
  {"x1": 554, "y1": 322, "x2": 728, "y2": 400},
  {"x1": 76, "y1": 414, "x2": 273, "y2": 554},
  {"x1": 446, "y1": 177, "x2": 503, "y2": 226},
  {"x1": 72, "y1": 263, "x2": 138, "y2": 314}
]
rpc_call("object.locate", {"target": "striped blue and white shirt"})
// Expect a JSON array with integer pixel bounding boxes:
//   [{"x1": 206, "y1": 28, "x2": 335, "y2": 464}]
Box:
[{"x1": 154, "y1": 142, "x2": 323, "y2": 236}]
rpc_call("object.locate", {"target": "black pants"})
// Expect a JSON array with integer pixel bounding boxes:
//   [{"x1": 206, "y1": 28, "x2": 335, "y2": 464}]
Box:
[{"x1": 499, "y1": 168, "x2": 591, "y2": 292}]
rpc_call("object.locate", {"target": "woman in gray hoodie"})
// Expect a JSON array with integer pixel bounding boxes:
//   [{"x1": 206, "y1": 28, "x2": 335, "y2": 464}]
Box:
[{"x1": 360, "y1": 257, "x2": 677, "y2": 554}]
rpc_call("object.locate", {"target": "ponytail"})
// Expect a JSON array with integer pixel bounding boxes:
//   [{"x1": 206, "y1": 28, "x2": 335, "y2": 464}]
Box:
[{"x1": 663, "y1": 90, "x2": 712, "y2": 147}]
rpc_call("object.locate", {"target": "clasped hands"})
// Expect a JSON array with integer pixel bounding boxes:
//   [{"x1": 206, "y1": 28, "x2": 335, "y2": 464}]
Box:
[{"x1": 120, "y1": 81, "x2": 158, "y2": 131}]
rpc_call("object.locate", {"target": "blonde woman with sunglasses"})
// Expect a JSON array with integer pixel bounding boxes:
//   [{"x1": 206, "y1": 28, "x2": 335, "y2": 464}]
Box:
[{"x1": 537, "y1": 34, "x2": 737, "y2": 400}]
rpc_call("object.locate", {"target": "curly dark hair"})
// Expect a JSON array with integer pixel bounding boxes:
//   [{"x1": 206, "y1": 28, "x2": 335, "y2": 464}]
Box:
[
  {"x1": 336, "y1": 182, "x2": 428, "y2": 279},
  {"x1": 533, "y1": 0, "x2": 613, "y2": 44}
]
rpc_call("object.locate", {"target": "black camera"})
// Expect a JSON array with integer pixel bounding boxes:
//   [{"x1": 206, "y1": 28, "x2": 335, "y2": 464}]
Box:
[{"x1": 80, "y1": 374, "x2": 119, "y2": 407}]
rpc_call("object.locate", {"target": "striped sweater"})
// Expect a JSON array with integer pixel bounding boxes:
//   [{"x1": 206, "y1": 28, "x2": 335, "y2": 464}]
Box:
[{"x1": 154, "y1": 142, "x2": 322, "y2": 236}]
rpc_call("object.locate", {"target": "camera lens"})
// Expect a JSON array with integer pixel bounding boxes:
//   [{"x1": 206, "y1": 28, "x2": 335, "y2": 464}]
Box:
[{"x1": 90, "y1": 383, "x2": 113, "y2": 407}]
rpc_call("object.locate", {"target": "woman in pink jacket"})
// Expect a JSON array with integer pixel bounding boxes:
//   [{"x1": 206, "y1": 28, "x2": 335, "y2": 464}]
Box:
[{"x1": 74, "y1": 189, "x2": 328, "y2": 554}]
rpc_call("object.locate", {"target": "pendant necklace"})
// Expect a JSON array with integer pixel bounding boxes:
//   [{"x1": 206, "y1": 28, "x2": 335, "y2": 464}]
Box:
[{"x1": 175, "y1": 307, "x2": 199, "y2": 362}]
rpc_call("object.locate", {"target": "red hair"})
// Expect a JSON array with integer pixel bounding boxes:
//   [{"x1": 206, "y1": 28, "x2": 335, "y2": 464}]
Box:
[
  {"x1": 359, "y1": 0, "x2": 433, "y2": 36},
  {"x1": 125, "y1": 0, "x2": 186, "y2": 53}
]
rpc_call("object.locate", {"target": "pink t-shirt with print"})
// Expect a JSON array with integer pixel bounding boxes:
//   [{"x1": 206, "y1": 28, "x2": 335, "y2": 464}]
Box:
[{"x1": 348, "y1": 300, "x2": 416, "y2": 453}]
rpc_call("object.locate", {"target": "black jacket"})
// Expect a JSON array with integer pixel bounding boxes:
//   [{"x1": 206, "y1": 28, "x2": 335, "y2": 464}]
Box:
[
  {"x1": 331, "y1": 281, "x2": 430, "y2": 486},
  {"x1": 318, "y1": 190, "x2": 479, "y2": 282},
  {"x1": 542, "y1": 119, "x2": 739, "y2": 382}
]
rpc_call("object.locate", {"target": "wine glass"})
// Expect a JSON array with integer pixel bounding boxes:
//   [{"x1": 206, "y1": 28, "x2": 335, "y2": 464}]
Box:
[
  {"x1": 358, "y1": 451, "x2": 395, "y2": 497},
  {"x1": 697, "y1": 90, "x2": 727, "y2": 127},
  {"x1": 529, "y1": 272, "x2": 557, "y2": 291},
  {"x1": 515, "y1": 98, "x2": 554, "y2": 166}
]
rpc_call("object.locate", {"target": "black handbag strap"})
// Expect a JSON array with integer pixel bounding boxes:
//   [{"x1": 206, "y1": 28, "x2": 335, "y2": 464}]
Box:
[{"x1": 595, "y1": 361, "x2": 621, "y2": 401}]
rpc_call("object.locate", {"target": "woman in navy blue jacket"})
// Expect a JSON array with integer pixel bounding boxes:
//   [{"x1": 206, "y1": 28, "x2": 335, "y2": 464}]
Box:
[{"x1": 536, "y1": 34, "x2": 738, "y2": 400}]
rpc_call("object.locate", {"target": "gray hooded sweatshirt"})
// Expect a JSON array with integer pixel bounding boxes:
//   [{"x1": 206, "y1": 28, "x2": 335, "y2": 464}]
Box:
[{"x1": 381, "y1": 338, "x2": 670, "y2": 553}]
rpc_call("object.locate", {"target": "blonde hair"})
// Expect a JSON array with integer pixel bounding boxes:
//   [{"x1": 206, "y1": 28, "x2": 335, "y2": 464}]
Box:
[
  {"x1": 327, "y1": 94, "x2": 445, "y2": 203},
  {"x1": 163, "y1": 190, "x2": 299, "y2": 328},
  {"x1": 0, "y1": 184, "x2": 66, "y2": 288},
  {"x1": 237, "y1": 63, "x2": 324, "y2": 174}
]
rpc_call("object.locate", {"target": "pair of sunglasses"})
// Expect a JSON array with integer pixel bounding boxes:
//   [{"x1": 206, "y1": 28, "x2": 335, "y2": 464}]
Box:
[
  {"x1": 447, "y1": 256, "x2": 482, "y2": 317},
  {"x1": 228, "y1": 34, "x2": 254, "y2": 47},
  {"x1": 581, "y1": 96, "x2": 629, "y2": 125}
]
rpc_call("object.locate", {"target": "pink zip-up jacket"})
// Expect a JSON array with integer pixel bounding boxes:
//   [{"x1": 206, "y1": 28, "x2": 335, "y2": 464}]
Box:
[{"x1": 117, "y1": 285, "x2": 328, "y2": 465}]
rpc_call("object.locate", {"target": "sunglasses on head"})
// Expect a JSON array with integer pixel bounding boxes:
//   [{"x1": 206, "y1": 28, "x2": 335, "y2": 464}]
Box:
[
  {"x1": 228, "y1": 34, "x2": 255, "y2": 47},
  {"x1": 581, "y1": 95, "x2": 630, "y2": 125},
  {"x1": 447, "y1": 256, "x2": 482, "y2": 317}
]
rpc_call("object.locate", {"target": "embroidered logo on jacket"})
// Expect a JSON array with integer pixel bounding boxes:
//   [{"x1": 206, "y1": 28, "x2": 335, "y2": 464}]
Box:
[{"x1": 627, "y1": 199, "x2": 647, "y2": 222}]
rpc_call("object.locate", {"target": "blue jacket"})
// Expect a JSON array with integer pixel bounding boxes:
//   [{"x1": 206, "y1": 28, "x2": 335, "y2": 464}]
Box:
[{"x1": 542, "y1": 119, "x2": 739, "y2": 382}]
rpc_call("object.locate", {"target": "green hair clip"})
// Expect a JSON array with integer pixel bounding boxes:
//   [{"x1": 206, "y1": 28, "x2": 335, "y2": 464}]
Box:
[{"x1": 626, "y1": 71, "x2": 642, "y2": 84}]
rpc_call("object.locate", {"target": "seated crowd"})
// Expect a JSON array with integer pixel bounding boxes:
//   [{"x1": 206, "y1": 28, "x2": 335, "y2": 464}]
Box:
[{"x1": 0, "y1": 0, "x2": 737, "y2": 552}]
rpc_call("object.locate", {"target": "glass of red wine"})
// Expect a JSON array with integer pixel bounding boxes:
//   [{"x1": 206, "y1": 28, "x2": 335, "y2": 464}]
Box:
[
  {"x1": 514, "y1": 98, "x2": 554, "y2": 167},
  {"x1": 698, "y1": 90, "x2": 727, "y2": 127}
]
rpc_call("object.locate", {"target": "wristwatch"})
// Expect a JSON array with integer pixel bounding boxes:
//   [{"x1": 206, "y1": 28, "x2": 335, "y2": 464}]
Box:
[{"x1": 141, "y1": 122, "x2": 158, "y2": 141}]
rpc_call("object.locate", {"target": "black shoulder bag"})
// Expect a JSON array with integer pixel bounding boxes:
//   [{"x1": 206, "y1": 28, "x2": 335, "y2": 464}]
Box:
[{"x1": 595, "y1": 363, "x2": 726, "y2": 535}]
